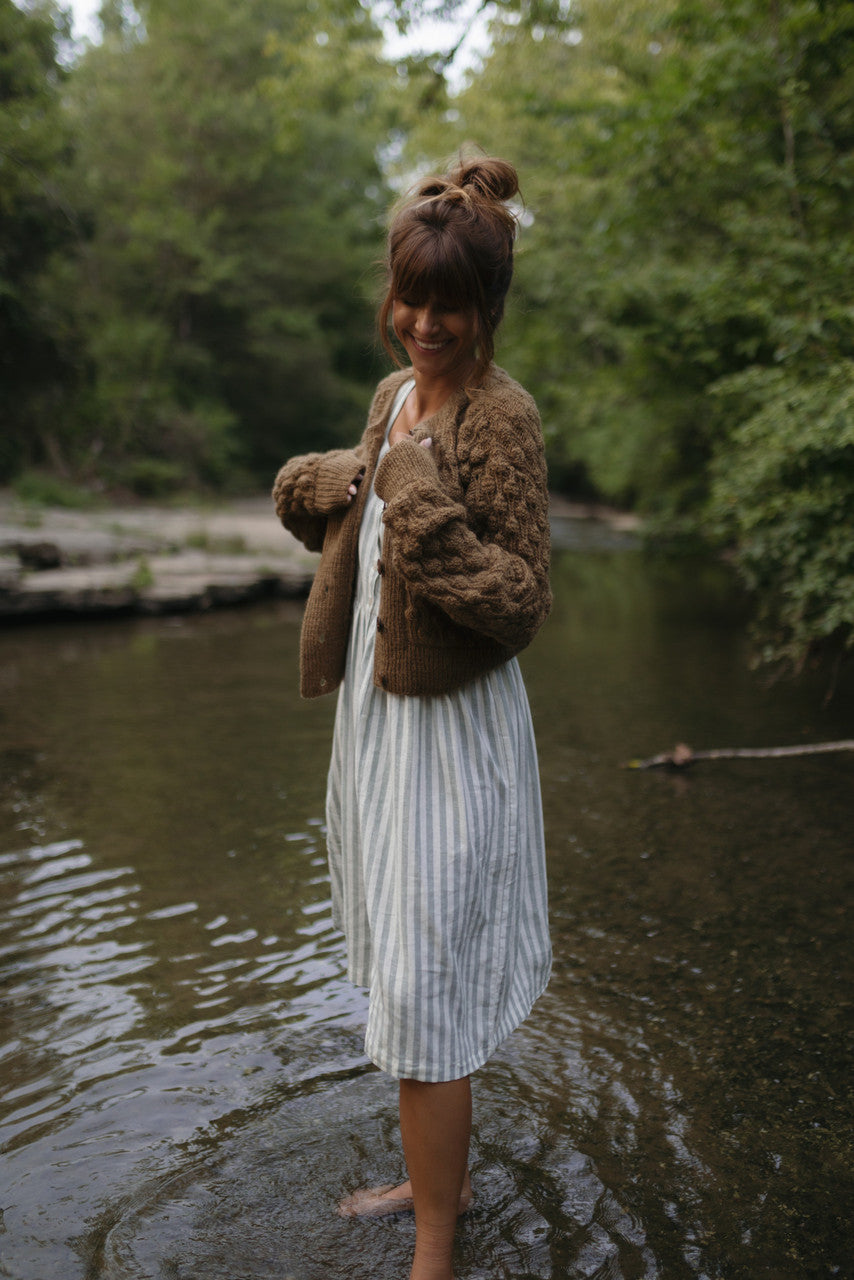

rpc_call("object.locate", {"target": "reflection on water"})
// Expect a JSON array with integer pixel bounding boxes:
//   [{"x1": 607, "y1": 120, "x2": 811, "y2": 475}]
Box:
[{"x1": 1, "y1": 539, "x2": 852, "y2": 1279}]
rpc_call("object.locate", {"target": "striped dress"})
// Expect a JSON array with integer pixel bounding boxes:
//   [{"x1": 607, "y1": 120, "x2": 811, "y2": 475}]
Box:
[{"x1": 325, "y1": 381, "x2": 551, "y2": 1083}]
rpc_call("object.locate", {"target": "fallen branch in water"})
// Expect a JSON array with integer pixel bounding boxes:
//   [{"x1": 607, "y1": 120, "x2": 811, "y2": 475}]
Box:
[{"x1": 622, "y1": 740, "x2": 854, "y2": 770}]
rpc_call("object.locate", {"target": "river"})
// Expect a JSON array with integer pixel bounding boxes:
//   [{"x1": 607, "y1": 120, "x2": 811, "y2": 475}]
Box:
[{"x1": 1, "y1": 523, "x2": 851, "y2": 1279}]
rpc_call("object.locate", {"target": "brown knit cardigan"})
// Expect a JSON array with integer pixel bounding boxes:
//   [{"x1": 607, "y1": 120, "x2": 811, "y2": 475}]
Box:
[{"x1": 272, "y1": 365, "x2": 551, "y2": 698}]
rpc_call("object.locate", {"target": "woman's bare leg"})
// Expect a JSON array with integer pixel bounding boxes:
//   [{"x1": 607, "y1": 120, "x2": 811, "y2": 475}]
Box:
[{"x1": 399, "y1": 1075, "x2": 472, "y2": 1280}]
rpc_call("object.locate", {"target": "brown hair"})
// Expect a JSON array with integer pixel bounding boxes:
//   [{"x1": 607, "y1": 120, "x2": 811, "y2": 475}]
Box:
[{"x1": 378, "y1": 155, "x2": 520, "y2": 382}]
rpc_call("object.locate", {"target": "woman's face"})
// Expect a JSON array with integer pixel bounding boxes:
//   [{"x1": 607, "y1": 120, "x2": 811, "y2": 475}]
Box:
[{"x1": 392, "y1": 297, "x2": 479, "y2": 384}]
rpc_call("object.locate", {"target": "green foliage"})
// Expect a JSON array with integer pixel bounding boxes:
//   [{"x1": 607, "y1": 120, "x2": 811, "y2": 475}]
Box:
[
  {"x1": 113, "y1": 457, "x2": 187, "y2": 499},
  {"x1": 129, "y1": 555, "x2": 154, "y2": 590},
  {"x1": 398, "y1": 0, "x2": 854, "y2": 672},
  {"x1": 12, "y1": 468, "x2": 100, "y2": 508},
  {"x1": 0, "y1": 0, "x2": 78, "y2": 480},
  {"x1": 709, "y1": 362, "x2": 854, "y2": 671},
  {"x1": 50, "y1": 0, "x2": 395, "y2": 486}
]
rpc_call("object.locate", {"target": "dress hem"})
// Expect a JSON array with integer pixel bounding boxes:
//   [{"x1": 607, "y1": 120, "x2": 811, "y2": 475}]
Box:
[{"x1": 361, "y1": 964, "x2": 552, "y2": 1083}]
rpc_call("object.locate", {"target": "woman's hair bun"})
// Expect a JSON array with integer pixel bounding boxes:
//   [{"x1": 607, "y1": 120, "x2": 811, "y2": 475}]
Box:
[
  {"x1": 449, "y1": 156, "x2": 519, "y2": 205},
  {"x1": 411, "y1": 156, "x2": 520, "y2": 208}
]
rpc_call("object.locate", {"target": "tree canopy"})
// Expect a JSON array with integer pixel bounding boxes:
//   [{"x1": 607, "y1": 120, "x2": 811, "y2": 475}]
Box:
[
  {"x1": 2, "y1": 0, "x2": 853, "y2": 675},
  {"x1": 399, "y1": 0, "x2": 854, "y2": 674},
  {"x1": 61, "y1": 0, "x2": 395, "y2": 492},
  {"x1": 0, "y1": 0, "x2": 76, "y2": 477}
]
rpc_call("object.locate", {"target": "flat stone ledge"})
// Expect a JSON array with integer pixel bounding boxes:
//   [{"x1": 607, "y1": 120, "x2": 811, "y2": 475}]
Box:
[
  {"x1": 0, "y1": 524, "x2": 164, "y2": 568},
  {"x1": 0, "y1": 560, "x2": 314, "y2": 619},
  {"x1": 0, "y1": 496, "x2": 318, "y2": 620}
]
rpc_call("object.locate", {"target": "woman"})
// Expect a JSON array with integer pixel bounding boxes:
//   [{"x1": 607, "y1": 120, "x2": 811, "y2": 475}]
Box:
[{"x1": 273, "y1": 155, "x2": 551, "y2": 1280}]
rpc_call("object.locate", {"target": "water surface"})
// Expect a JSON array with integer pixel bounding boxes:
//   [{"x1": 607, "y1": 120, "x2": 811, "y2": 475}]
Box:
[{"x1": 1, "y1": 531, "x2": 851, "y2": 1279}]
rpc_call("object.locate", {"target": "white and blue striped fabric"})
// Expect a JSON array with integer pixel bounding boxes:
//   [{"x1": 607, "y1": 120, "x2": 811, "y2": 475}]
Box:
[{"x1": 325, "y1": 381, "x2": 551, "y2": 1082}]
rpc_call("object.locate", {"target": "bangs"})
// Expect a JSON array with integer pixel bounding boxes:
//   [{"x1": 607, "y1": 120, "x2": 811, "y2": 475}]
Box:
[{"x1": 391, "y1": 225, "x2": 483, "y2": 313}]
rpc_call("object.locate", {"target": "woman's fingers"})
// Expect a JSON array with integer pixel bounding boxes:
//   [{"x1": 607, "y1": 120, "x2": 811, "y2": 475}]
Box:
[{"x1": 419, "y1": 437, "x2": 433, "y2": 449}]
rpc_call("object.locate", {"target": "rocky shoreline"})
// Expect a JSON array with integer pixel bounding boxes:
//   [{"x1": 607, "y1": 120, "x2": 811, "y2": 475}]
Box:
[
  {"x1": 0, "y1": 495, "x2": 318, "y2": 620},
  {"x1": 0, "y1": 492, "x2": 640, "y2": 622}
]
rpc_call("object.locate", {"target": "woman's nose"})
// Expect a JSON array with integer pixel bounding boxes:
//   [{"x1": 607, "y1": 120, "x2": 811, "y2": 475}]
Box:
[{"x1": 414, "y1": 305, "x2": 441, "y2": 333}]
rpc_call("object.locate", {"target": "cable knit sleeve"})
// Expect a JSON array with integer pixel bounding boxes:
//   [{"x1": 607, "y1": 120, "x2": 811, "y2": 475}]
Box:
[
  {"x1": 272, "y1": 449, "x2": 365, "y2": 552},
  {"x1": 373, "y1": 404, "x2": 551, "y2": 648}
]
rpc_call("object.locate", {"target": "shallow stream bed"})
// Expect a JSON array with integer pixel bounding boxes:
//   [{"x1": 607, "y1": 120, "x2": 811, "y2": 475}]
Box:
[{"x1": 1, "y1": 528, "x2": 851, "y2": 1279}]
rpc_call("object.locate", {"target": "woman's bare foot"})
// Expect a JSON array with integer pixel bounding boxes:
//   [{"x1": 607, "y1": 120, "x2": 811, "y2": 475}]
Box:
[{"x1": 337, "y1": 1173, "x2": 473, "y2": 1218}]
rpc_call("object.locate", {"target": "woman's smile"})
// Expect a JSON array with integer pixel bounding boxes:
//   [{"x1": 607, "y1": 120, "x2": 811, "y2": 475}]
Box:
[
  {"x1": 393, "y1": 298, "x2": 478, "y2": 380},
  {"x1": 411, "y1": 335, "x2": 453, "y2": 352}
]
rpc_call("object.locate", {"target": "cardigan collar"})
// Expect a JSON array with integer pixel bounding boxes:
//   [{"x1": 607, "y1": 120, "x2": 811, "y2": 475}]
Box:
[{"x1": 363, "y1": 364, "x2": 510, "y2": 464}]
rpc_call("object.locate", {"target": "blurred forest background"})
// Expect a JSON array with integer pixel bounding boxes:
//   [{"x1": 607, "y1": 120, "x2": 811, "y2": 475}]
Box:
[{"x1": 2, "y1": 0, "x2": 853, "y2": 674}]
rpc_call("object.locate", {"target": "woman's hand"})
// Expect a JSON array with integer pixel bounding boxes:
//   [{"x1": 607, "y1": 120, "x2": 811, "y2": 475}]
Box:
[
  {"x1": 389, "y1": 434, "x2": 431, "y2": 449},
  {"x1": 346, "y1": 473, "x2": 363, "y2": 503}
]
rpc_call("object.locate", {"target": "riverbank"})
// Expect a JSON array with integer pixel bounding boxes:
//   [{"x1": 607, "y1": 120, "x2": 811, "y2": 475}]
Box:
[
  {"x1": 0, "y1": 491, "x2": 640, "y2": 620},
  {"x1": 0, "y1": 495, "x2": 318, "y2": 620}
]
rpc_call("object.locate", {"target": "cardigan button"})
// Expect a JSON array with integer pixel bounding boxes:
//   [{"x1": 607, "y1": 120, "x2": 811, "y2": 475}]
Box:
[
  {"x1": 376, "y1": 618, "x2": 385, "y2": 634},
  {"x1": 380, "y1": 674, "x2": 388, "y2": 688},
  {"x1": 376, "y1": 558, "x2": 385, "y2": 575}
]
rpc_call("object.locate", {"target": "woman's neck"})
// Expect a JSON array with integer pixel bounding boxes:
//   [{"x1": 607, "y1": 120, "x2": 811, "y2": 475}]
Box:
[{"x1": 402, "y1": 363, "x2": 474, "y2": 430}]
